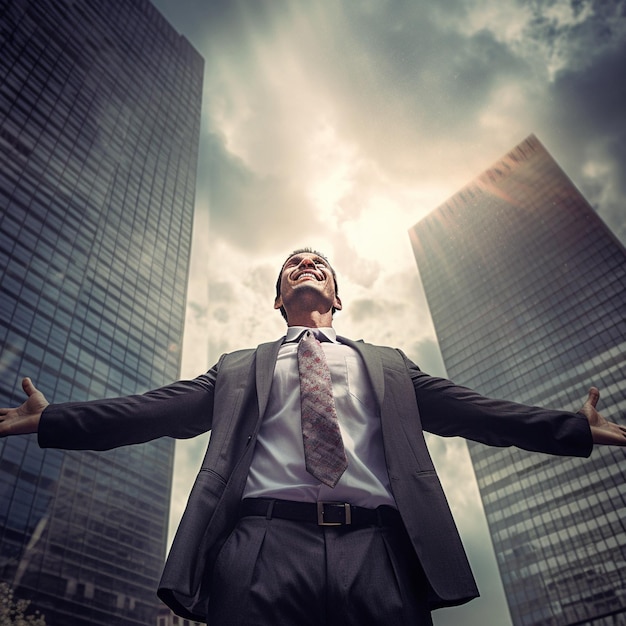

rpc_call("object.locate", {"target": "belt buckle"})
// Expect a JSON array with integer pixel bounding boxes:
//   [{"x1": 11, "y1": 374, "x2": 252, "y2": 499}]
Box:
[{"x1": 317, "y1": 501, "x2": 352, "y2": 526}]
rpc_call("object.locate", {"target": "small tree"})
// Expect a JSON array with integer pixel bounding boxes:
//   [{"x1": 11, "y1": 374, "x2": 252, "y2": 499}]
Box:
[{"x1": 0, "y1": 583, "x2": 46, "y2": 626}]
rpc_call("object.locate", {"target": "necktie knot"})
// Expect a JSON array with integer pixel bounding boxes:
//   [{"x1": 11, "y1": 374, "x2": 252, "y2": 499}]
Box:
[{"x1": 299, "y1": 329, "x2": 325, "y2": 342}]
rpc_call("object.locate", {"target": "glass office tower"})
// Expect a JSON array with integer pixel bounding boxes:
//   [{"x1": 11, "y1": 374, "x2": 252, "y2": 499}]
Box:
[
  {"x1": 0, "y1": 1, "x2": 203, "y2": 624},
  {"x1": 410, "y1": 135, "x2": 626, "y2": 626}
]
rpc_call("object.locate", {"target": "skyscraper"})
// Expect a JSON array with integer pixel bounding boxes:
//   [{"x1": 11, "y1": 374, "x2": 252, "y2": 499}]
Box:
[
  {"x1": 410, "y1": 135, "x2": 626, "y2": 626},
  {"x1": 0, "y1": 1, "x2": 203, "y2": 624}
]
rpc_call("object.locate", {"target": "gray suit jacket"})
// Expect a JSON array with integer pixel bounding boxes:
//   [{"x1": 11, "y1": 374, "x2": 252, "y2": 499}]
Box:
[{"x1": 39, "y1": 337, "x2": 593, "y2": 621}]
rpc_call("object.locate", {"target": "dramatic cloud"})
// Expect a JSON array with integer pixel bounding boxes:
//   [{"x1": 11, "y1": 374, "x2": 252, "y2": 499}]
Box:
[{"x1": 152, "y1": 1, "x2": 626, "y2": 623}]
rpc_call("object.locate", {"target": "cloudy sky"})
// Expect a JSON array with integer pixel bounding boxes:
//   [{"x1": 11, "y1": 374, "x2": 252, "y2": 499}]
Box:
[{"x1": 149, "y1": 1, "x2": 626, "y2": 624}]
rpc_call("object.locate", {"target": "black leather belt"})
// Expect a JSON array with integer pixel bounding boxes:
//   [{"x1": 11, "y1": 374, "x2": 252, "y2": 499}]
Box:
[{"x1": 241, "y1": 498, "x2": 400, "y2": 527}]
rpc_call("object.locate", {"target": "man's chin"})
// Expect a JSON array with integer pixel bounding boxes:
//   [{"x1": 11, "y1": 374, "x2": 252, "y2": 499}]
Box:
[{"x1": 283, "y1": 284, "x2": 333, "y2": 307}]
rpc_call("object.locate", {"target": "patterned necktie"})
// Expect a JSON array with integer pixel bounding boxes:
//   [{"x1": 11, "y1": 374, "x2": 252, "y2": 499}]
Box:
[{"x1": 297, "y1": 330, "x2": 348, "y2": 488}]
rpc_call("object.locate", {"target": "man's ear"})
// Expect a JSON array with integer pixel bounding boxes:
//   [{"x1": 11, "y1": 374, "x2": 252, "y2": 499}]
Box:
[
  {"x1": 274, "y1": 295, "x2": 283, "y2": 310},
  {"x1": 334, "y1": 295, "x2": 343, "y2": 312}
]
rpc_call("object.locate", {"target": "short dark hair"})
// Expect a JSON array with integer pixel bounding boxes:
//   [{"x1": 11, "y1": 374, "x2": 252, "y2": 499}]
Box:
[{"x1": 275, "y1": 247, "x2": 339, "y2": 322}]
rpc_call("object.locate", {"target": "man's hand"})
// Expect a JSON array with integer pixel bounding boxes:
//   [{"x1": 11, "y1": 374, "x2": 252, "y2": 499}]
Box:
[
  {"x1": 579, "y1": 387, "x2": 626, "y2": 446},
  {"x1": 0, "y1": 377, "x2": 48, "y2": 436}
]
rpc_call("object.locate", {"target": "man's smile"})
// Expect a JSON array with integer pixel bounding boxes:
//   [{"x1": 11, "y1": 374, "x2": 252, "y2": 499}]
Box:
[{"x1": 292, "y1": 270, "x2": 324, "y2": 282}]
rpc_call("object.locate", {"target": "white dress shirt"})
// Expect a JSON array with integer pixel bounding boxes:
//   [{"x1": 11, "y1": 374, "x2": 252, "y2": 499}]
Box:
[{"x1": 243, "y1": 326, "x2": 396, "y2": 508}]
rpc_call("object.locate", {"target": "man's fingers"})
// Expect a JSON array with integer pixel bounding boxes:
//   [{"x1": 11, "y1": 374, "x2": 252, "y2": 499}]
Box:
[
  {"x1": 0, "y1": 379, "x2": 36, "y2": 415},
  {"x1": 22, "y1": 377, "x2": 37, "y2": 396},
  {"x1": 591, "y1": 422, "x2": 626, "y2": 446},
  {"x1": 0, "y1": 379, "x2": 46, "y2": 437},
  {"x1": 586, "y1": 387, "x2": 600, "y2": 409}
]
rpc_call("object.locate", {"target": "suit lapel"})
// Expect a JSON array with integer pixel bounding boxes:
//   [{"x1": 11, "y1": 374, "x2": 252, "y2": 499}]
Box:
[
  {"x1": 337, "y1": 336, "x2": 385, "y2": 408},
  {"x1": 255, "y1": 338, "x2": 283, "y2": 419}
]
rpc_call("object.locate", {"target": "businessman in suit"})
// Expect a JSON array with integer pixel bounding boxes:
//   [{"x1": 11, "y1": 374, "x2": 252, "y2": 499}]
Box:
[{"x1": 1, "y1": 248, "x2": 625, "y2": 625}]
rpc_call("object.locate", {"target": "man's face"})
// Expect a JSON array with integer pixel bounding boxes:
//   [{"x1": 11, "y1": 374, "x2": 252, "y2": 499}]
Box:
[{"x1": 274, "y1": 252, "x2": 342, "y2": 318}]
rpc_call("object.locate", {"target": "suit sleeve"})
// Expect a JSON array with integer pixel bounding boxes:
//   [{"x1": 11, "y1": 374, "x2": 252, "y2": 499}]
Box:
[
  {"x1": 399, "y1": 351, "x2": 593, "y2": 458},
  {"x1": 38, "y1": 361, "x2": 219, "y2": 451}
]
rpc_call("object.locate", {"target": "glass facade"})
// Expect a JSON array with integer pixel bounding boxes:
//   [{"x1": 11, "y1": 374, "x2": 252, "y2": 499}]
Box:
[
  {"x1": 0, "y1": 1, "x2": 203, "y2": 624},
  {"x1": 410, "y1": 135, "x2": 626, "y2": 626}
]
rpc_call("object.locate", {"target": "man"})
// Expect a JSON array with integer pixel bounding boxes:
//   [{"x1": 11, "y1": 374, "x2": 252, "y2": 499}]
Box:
[{"x1": 1, "y1": 248, "x2": 625, "y2": 626}]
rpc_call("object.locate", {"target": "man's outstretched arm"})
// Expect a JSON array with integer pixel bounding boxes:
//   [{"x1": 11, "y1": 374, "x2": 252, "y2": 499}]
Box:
[
  {"x1": 1, "y1": 367, "x2": 218, "y2": 449},
  {"x1": 0, "y1": 377, "x2": 48, "y2": 436},
  {"x1": 580, "y1": 387, "x2": 626, "y2": 446},
  {"x1": 403, "y1": 350, "x2": 624, "y2": 454}
]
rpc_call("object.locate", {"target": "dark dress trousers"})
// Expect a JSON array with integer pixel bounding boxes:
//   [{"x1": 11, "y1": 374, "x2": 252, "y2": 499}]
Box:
[{"x1": 38, "y1": 337, "x2": 593, "y2": 621}]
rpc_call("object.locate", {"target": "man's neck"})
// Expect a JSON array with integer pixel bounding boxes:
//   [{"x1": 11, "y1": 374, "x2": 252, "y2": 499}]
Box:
[{"x1": 286, "y1": 310, "x2": 334, "y2": 328}]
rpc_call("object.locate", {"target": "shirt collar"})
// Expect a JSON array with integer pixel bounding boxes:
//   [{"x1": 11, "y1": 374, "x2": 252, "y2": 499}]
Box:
[{"x1": 285, "y1": 326, "x2": 337, "y2": 343}]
